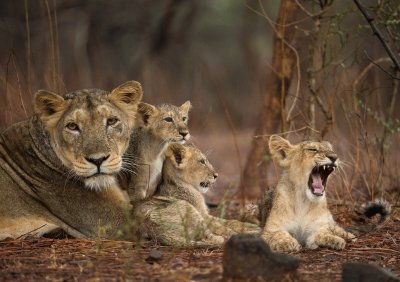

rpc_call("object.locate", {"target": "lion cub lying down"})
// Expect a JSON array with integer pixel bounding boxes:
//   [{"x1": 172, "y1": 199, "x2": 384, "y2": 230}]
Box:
[
  {"x1": 135, "y1": 143, "x2": 259, "y2": 247},
  {"x1": 260, "y1": 135, "x2": 355, "y2": 252}
]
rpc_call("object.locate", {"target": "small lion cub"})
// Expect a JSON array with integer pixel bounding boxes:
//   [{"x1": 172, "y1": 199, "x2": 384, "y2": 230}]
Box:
[
  {"x1": 135, "y1": 144, "x2": 255, "y2": 247},
  {"x1": 261, "y1": 135, "x2": 355, "y2": 252}
]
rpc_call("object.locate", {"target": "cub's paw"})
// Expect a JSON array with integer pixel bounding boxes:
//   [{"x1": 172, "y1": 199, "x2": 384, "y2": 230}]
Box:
[
  {"x1": 317, "y1": 234, "x2": 346, "y2": 250},
  {"x1": 206, "y1": 234, "x2": 225, "y2": 246},
  {"x1": 343, "y1": 232, "x2": 356, "y2": 242},
  {"x1": 266, "y1": 237, "x2": 301, "y2": 253}
]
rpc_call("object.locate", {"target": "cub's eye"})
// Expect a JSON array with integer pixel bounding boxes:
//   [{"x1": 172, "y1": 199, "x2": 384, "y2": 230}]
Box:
[
  {"x1": 200, "y1": 159, "x2": 206, "y2": 165},
  {"x1": 66, "y1": 122, "x2": 79, "y2": 131},
  {"x1": 107, "y1": 117, "x2": 119, "y2": 126},
  {"x1": 307, "y1": 148, "x2": 318, "y2": 152},
  {"x1": 164, "y1": 117, "x2": 173, "y2": 123},
  {"x1": 182, "y1": 117, "x2": 187, "y2": 122}
]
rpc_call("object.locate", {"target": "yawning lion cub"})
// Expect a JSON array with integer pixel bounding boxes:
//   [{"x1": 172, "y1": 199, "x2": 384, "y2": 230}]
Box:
[{"x1": 261, "y1": 135, "x2": 355, "y2": 252}]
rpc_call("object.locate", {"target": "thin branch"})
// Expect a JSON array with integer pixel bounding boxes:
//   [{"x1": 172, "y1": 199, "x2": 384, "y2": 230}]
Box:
[
  {"x1": 353, "y1": 0, "x2": 400, "y2": 71},
  {"x1": 249, "y1": 0, "x2": 301, "y2": 124},
  {"x1": 363, "y1": 50, "x2": 400, "y2": 80}
]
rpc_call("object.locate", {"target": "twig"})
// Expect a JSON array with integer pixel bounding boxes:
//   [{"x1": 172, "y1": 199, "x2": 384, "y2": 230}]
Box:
[
  {"x1": 363, "y1": 50, "x2": 399, "y2": 80},
  {"x1": 250, "y1": 0, "x2": 301, "y2": 124},
  {"x1": 16, "y1": 224, "x2": 47, "y2": 240},
  {"x1": 254, "y1": 126, "x2": 320, "y2": 138},
  {"x1": 353, "y1": 0, "x2": 400, "y2": 71}
]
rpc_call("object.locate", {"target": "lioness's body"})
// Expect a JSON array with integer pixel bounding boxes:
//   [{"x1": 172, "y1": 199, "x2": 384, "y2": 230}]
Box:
[
  {"x1": 120, "y1": 102, "x2": 191, "y2": 202},
  {"x1": 0, "y1": 81, "x2": 142, "y2": 240},
  {"x1": 261, "y1": 136, "x2": 355, "y2": 252},
  {"x1": 135, "y1": 144, "x2": 259, "y2": 247}
]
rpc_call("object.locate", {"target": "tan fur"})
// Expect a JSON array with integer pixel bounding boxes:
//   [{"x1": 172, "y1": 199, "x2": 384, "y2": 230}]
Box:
[
  {"x1": 134, "y1": 144, "x2": 259, "y2": 248},
  {"x1": 0, "y1": 81, "x2": 142, "y2": 240},
  {"x1": 261, "y1": 135, "x2": 355, "y2": 252},
  {"x1": 119, "y1": 101, "x2": 192, "y2": 202}
]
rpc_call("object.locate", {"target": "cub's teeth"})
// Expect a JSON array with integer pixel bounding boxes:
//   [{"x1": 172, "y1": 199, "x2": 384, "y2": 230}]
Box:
[{"x1": 323, "y1": 165, "x2": 326, "y2": 170}]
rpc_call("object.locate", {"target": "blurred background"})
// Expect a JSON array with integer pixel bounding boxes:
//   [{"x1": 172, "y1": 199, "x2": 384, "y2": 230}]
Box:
[{"x1": 0, "y1": 0, "x2": 399, "y2": 203}]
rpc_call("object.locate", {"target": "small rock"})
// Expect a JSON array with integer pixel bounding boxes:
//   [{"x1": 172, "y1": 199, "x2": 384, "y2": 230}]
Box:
[
  {"x1": 145, "y1": 249, "x2": 163, "y2": 264},
  {"x1": 342, "y1": 262, "x2": 400, "y2": 282},
  {"x1": 223, "y1": 234, "x2": 300, "y2": 281}
]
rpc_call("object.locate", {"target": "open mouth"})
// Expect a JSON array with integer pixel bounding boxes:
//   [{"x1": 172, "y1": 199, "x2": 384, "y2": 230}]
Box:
[
  {"x1": 308, "y1": 164, "x2": 336, "y2": 196},
  {"x1": 200, "y1": 181, "x2": 210, "y2": 193}
]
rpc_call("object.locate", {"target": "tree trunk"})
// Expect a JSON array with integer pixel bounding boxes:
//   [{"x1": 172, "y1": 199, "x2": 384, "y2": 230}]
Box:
[{"x1": 240, "y1": 0, "x2": 300, "y2": 198}]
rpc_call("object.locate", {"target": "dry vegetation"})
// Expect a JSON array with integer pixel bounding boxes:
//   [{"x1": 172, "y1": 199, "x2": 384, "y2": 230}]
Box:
[{"x1": 0, "y1": 0, "x2": 399, "y2": 280}]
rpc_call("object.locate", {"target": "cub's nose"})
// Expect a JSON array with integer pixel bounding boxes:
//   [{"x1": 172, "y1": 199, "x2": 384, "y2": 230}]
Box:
[
  {"x1": 326, "y1": 153, "x2": 337, "y2": 162},
  {"x1": 85, "y1": 155, "x2": 110, "y2": 168},
  {"x1": 213, "y1": 173, "x2": 218, "y2": 179},
  {"x1": 179, "y1": 130, "x2": 189, "y2": 138}
]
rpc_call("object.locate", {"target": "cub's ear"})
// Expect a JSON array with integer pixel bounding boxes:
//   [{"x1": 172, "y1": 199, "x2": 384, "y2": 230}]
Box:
[
  {"x1": 34, "y1": 90, "x2": 66, "y2": 128},
  {"x1": 268, "y1": 135, "x2": 293, "y2": 167},
  {"x1": 108, "y1": 80, "x2": 143, "y2": 126},
  {"x1": 166, "y1": 143, "x2": 188, "y2": 169},
  {"x1": 180, "y1": 101, "x2": 192, "y2": 114},
  {"x1": 137, "y1": 102, "x2": 158, "y2": 126}
]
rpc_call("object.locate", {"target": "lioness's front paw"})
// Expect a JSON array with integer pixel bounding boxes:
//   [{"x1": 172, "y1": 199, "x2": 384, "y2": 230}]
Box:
[{"x1": 267, "y1": 237, "x2": 301, "y2": 253}]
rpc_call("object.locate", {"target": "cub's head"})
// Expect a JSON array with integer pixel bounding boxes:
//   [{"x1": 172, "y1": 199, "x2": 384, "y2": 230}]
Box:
[
  {"x1": 164, "y1": 143, "x2": 218, "y2": 193},
  {"x1": 137, "y1": 101, "x2": 191, "y2": 144},
  {"x1": 269, "y1": 135, "x2": 338, "y2": 201},
  {"x1": 34, "y1": 81, "x2": 143, "y2": 190}
]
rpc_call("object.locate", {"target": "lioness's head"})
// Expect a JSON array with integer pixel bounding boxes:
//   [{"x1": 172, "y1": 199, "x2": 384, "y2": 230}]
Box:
[
  {"x1": 34, "y1": 81, "x2": 143, "y2": 190},
  {"x1": 164, "y1": 143, "x2": 218, "y2": 193},
  {"x1": 269, "y1": 135, "x2": 338, "y2": 201},
  {"x1": 137, "y1": 101, "x2": 191, "y2": 144}
]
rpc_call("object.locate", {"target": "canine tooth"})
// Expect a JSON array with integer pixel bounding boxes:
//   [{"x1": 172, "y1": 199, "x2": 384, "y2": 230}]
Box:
[{"x1": 323, "y1": 165, "x2": 326, "y2": 170}]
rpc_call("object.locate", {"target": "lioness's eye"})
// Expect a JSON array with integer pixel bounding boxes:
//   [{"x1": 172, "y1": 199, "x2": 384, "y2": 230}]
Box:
[
  {"x1": 107, "y1": 117, "x2": 119, "y2": 126},
  {"x1": 66, "y1": 122, "x2": 79, "y2": 131},
  {"x1": 164, "y1": 117, "x2": 173, "y2": 123},
  {"x1": 182, "y1": 117, "x2": 187, "y2": 122},
  {"x1": 200, "y1": 159, "x2": 206, "y2": 165},
  {"x1": 307, "y1": 148, "x2": 318, "y2": 152}
]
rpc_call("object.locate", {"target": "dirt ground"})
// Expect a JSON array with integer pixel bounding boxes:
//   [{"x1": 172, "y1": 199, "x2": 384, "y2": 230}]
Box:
[{"x1": 0, "y1": 204, "x2": 398, "y2": 282}]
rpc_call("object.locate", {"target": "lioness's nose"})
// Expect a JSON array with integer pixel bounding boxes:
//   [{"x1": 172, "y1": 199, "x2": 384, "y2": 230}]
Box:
[
  {"x1": 213, "y1": 173, "x2": 218, "y2": 179},
  {"x1": 85, "y1": 155, "x2": 110, "y2": 168},
  {"x1": 326, "y1": 153, "x2": 337, "y2": 162}
]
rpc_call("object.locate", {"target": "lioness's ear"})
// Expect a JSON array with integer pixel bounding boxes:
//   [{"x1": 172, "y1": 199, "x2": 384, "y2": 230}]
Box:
[
  {"x1": 180, "y1": 101, "x2": 192, "y2": 114},
  {"x1": 108, "y1": 80, "x2": 143, "y2": 126},
  {"x1": 166, "y1": 143, "x2": 188, "y2": 169},
  {"x1": 137, "y1": 102, "x2": 158, "y2": 126},
  {"x1": 268, "y1": 135, "x2": 293, "y2": 167},
  {"x1": 34, "y1": 90, "x2": 66, "y2": 128}
]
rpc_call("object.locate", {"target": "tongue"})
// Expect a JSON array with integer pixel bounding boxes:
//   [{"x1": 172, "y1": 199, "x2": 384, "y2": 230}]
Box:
[{"x1": 311, "y1": 173, "x2": 324, "y2": 194}]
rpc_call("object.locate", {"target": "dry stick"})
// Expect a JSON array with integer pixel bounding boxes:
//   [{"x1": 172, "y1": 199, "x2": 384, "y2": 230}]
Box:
[
  {"x1": 200, "y1": 59, "x2": 244, "y2": 202},
  {"x1": 353, "y1": 0, "x2": 400, "y2": 71},
  {"x1": 10, "y1": 54, "x2": 28, "y2": 118},
  {"x1": 24, "y1": 0, "x2": 31, "y2": 96},
  {"x1": 44, "y1": 0, "x2": 57, "y2": 90},
  {"x1": 52, "y1": 0, "x2": 61, "y2": 93}
]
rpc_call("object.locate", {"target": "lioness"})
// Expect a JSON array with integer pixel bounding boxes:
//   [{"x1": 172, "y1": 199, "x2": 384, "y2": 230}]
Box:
[
  {"x1": 260, "y1": 135, "x2": 355, "y2": 252},
  {"x1": 135, "y1": 144, "x2": 259, "y2": 247},
  {"x1": 119, "y1": 101, "x2": 191, "y2": 202},
  {"x1": 0, "y1": 81, "x2": 142, "y2": 240}
]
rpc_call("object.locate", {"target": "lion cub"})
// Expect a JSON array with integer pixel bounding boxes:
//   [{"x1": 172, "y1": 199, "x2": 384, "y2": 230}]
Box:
[
  {"x1": 120, "y1": 101, "x2": 191, "y2": 202},
  {"x1": 261, "y1": 135, "x2": 355, "y2": 252},
  {"x1": 135, "y1": 144, "x2": 257, "y2": 247}
]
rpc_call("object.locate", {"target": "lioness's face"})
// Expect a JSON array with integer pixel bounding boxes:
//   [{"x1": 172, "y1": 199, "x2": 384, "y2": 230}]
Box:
[
  {"x1": 165, "y1": 144, "x2": 218, "y2": 193},
  {"x1": 269, "y1": 136, "x2": 338, "y2": 201},
  {"x1": 34, "y1": 81, "x2": 143, "y2": 190},
  {"x1": 137, "y1": 101, "x2": 191, "y2": 144}
]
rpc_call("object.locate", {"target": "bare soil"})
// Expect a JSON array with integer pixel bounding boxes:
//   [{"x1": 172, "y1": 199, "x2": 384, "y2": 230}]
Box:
[{"x1": 0, "y1": 204, "x2": 399, "y2": 281}]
